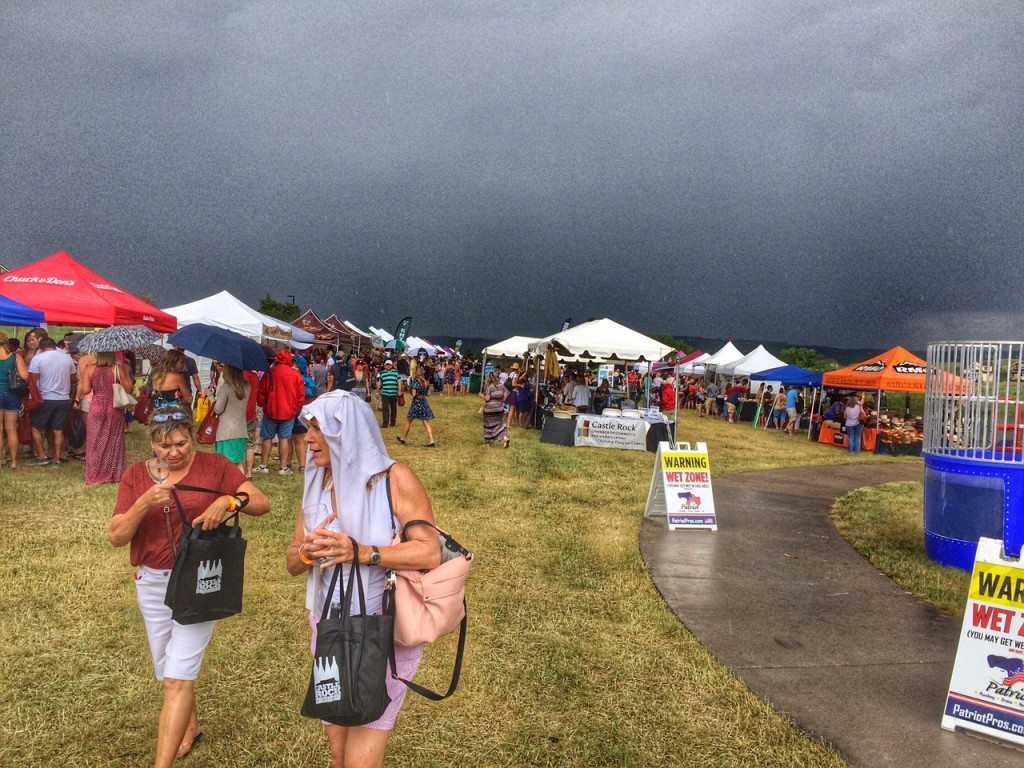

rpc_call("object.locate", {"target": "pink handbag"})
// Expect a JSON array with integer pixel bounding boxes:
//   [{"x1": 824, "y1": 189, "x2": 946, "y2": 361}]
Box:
[
  {"x1": 385, "y1": 520, "x2": 472, "y2": 702},
  {"x1": 388, "y1": 520, "x2": 472, "y2": 647}
]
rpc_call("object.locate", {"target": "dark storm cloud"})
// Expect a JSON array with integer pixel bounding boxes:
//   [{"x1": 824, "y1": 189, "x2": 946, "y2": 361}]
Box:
[{"x1": 2, "y1": 3, "x2": 1021, "y2": 348}]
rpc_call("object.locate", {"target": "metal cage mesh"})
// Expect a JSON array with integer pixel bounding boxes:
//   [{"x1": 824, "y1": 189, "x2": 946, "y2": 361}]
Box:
[{"x1": 924, "y1": 341, "x2": 1024, "y2": 462}]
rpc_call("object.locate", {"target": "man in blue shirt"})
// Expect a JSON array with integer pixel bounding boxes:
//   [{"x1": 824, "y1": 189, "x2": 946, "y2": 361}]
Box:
[{"x1": 785, "y1": 386, "x2": 800, "y2": 435}]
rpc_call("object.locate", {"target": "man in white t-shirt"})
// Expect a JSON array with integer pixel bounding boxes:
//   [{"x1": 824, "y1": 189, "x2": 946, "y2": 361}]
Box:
[{"x1": 27, "y1": 338, "x2": 76, "y2": 466}]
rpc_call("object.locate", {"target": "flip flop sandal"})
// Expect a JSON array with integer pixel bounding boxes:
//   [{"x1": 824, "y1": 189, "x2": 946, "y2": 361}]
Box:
[{"x1": 177, "y1": 731, "x2": 203, "y2": 759}]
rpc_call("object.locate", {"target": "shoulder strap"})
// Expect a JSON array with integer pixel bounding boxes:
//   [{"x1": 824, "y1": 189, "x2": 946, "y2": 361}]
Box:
[
  {"x1": 382, "y1": 474, "x2": 468, "y2": 700},
  {"x1": 387, "y1": 607, "x2": 467, "y2": 701},
  {"x1": 170, "y1": 483, "x2": 243, "y2": 528}
]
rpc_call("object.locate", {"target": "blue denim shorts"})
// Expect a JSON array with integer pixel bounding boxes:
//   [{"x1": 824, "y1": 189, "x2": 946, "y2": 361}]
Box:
[
  {"x1": 0, "y1": 389, "x2": 21, "y2": 412},
  {"x1": 260, "y1": 416, "x2": 295, "y2": 440}
]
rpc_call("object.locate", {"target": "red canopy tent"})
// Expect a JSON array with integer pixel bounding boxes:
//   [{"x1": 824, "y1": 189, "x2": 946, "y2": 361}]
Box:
[{"x1": 0, "y1": 251, "x2": 176, "y2": 331}]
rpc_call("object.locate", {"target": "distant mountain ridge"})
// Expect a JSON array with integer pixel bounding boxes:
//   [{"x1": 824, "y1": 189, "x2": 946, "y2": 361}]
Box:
[{"x1": 425, "y1": 333, "x2": 921, "y2": 367}]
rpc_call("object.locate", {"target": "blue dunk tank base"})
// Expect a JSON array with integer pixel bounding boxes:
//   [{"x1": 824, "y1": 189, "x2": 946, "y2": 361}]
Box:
[{"x1": 923, "y1": 453, "x2": 1024, "y2": 572}]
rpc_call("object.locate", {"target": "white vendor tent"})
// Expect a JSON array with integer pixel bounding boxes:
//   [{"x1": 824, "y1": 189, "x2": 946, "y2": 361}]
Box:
[
  {"x1": 482, "y1": 336, "x2": 540, "y2": 357},
  {"x1": 368, "y1": 326, "x2": 394, "y2": 347},
  {"x1": 679, "y1": 352, "x2": 711, "y2": 375},
  {"x1": 527, "y1": 318, "x2": 673, "y2": 362},
  {"x1": 702, "y1": 341, "x2": 745, "y2": 368},
  {"x1": 163, "y1": 290, "x2": 315, "y2": 348},
  {"x1": 342, "y1": 320, "x2": 373, "y2": 340},
  {"x1": 717, "y1": 345, "x2": 788, "y2": 378}
]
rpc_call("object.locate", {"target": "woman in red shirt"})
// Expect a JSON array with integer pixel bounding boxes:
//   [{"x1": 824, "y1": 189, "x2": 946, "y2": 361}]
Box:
[{"x1": 109, "y1": 405, "x2": 270, "y2": 767}]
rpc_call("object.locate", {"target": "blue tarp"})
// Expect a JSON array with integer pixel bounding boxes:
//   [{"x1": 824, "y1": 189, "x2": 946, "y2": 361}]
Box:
[
  {"x1": 749, "y1": 364, "x2": 823, "y2": 387},
  {"x1": 0, "y1": 293, "x2": 45, "y2": 326}
]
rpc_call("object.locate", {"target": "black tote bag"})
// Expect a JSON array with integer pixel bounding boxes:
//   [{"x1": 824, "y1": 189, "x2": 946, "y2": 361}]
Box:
[
  {"x1": 301, "y1": 542, "x2": 394, "y2": 726},
  {"x1": 164, "y1": 487, "x2": 247, "y2": 625}
]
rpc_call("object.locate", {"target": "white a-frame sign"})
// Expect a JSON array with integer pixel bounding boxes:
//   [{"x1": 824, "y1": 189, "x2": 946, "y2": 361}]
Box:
[{"x1": 644, "y1": 441, "x2": 718, "y2": 531}]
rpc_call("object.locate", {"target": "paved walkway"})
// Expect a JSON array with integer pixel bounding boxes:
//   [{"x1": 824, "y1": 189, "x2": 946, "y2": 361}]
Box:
[{"x1": 640, "y1": 462, "x2": 1022, "y2": 767}]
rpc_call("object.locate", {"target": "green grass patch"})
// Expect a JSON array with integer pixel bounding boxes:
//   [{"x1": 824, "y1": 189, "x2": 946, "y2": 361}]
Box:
[
  {"x1": 831, "y1": 482, "x2": 970, "y2": 618},
  {"x1": 0, "y1": 401, "x2": 905, "y2": 767}
]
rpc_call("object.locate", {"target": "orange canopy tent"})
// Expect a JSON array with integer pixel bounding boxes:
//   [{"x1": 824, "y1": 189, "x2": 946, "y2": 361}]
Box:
[
  {"x1": 822, "y1": 346, "x2": 930, "y2": 392},
  {"x1": 0, "y1": 251, "x2": 177, "y2": 332}
]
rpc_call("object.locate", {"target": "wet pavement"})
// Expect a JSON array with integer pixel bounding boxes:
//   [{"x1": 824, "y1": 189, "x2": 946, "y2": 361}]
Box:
[{"x1": 640, "y1": 462, "x2": 1022, "y2": 766}]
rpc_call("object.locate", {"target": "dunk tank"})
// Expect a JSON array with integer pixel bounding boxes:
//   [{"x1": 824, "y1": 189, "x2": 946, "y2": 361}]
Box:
[{"x1": 923, "y1": 342, "x2": 1024, "y2": 571}]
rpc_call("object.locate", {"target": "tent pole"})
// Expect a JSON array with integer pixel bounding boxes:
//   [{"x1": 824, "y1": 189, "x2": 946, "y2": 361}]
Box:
[
  {"x1": 876, "y1": 386, "x2": 882, "y2": 453},
  {"x1": 534, "y1": 358, "x2": 541, "y2": 427},
  {"x1": 807, "y1": 386, "x2": 818, "y2": 440},
  {"x1": 671, "y1": 357, "x2": 679, "y2": 441}
]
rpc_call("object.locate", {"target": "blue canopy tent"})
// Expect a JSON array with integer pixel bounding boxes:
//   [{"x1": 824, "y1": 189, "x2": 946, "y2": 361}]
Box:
[
  {"x1": 749, "y1": 365, "x2": 822, "y2": 387},
  {"x1": 750, "y1": 365, "x2": 824, "y2": 439},
  {"x1": 0, "y1": 293, "x2": 45, "y2": 327}
]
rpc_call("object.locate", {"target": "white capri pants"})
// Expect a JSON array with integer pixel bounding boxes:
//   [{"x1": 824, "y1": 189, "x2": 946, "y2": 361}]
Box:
[{"x1": 134, "y1": 566, "x2": 216, "y2": 681}]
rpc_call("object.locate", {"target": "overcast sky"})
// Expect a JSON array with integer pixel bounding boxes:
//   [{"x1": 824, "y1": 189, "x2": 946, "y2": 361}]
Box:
[{"x1": 3, "y1": 3, "x2": 1021, "y2": 348}]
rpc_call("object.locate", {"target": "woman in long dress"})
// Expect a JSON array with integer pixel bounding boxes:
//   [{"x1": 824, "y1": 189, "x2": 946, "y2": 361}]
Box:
[
  {"x1": 79, "y1": 351, "x2": 133, "y2": 484},
  {"x1": 479, "y1": 373, "x2": 509, "y2": 447}
]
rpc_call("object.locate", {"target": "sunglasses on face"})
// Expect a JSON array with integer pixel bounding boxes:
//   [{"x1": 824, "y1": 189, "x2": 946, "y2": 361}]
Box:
[{"x1": 150, "y1": 411, "x2": 190, "y2": 424}]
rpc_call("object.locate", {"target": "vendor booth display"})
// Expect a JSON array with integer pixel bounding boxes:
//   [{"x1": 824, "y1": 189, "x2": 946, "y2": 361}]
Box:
[
  {"x1": 294, "y1": 309, "x2": 348, "y2": 348},
  {"x1": 540, "y1": 408, "x2": 674, "y2": 452},
  {"x1": 0, "y1": 251, "x2": 177, "y2": 331},
  {"x1": 527, "y1": 318, "x2": 674, "y2": 362},
  {"x1": 750, "y1": 365, "x2": 824, "y2": 438},
  {"x1": 323, "y1": 314, "x2": 373, "y2": 353},
  {"x1": 819, "y1": 346, "x2": 931, "y2": 453}
]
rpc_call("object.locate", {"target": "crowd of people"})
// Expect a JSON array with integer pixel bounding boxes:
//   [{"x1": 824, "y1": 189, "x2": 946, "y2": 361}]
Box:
[{"x1": 4, "y1": 322, "x2": 899, "y2": 768}]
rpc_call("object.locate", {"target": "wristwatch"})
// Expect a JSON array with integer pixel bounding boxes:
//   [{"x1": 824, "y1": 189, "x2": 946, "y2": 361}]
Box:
[{"x1": 369, "y1": 545, "x2": 381, "y2": 566}]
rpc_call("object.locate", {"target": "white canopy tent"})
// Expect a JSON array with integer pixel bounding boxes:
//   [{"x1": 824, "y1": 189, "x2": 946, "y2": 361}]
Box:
[
  {"x1": 343, "y1": 320, "x2": 374, "y2": 340},
  {"x1": 679, "y1": 352, "x2": 710, "y2": 375},
  {"x1": 527, "y1": 318, "x2": 673, "y2": 362},
  {"x1": 164, "y1": 290, "x2": 315, "y2": 348},
  {"x1": 163, "y1": 290, "x2": 315, "y2": 386},
  {"x1": 482, "y1": 336, "x2": 540, "y2": 357},
  {"x1": 717, "y1": 345, "x2": 788, "y2": 378},
  {"x1": 702, "y1": 341, "x2": 745, "y2": 368}
]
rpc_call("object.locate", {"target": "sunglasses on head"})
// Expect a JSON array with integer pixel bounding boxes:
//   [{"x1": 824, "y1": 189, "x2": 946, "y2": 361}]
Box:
[{"x1": 150, "y1": 411, "x2": 190, "y2": 424}]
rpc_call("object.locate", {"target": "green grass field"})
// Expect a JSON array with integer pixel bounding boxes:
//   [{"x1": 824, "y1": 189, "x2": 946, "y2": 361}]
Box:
[
  {"x1": 1, "y1": 399, "x2": 905, "y2": 767},
  {"x1": 832, "y1": 482, "x2": 970, "y2": 618}
]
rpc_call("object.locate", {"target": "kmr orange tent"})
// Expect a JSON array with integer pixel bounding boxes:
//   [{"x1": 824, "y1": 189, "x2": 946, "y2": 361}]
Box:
[{"x1": 822, "y1": 346, "x2": 929, "y2": 392}]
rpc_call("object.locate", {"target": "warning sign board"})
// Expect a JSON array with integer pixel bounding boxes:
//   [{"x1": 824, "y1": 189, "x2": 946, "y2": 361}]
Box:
[
  {"x1": 644, "y1": 441, "x2": 717, "y2": 531},
  {"x1": 942, "y1": 537, "x2": 1024, "y2": 747}
]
